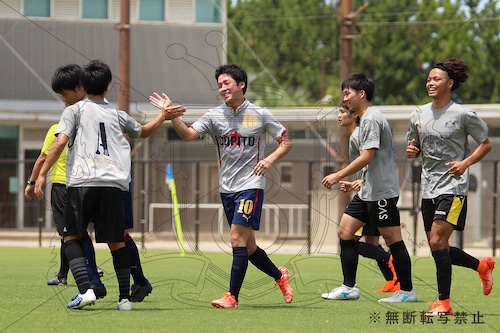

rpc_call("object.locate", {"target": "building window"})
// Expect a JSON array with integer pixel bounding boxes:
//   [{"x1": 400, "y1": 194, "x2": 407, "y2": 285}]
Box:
[
  {"x1": 140, "y1": 0, "x2": 164, "y2": 21},
  {"x1": 82, "y1": 0, "x2": 108, "y2": 19},
  {"x1": 280, "y1": 163, "x2": 292, "y2": 185},
  {"x1": 24, "y1": 0, "x2": 50, "y2": 17},
  {"x1": 196, "y1": 0, "x2": 221, "y2": 23}
]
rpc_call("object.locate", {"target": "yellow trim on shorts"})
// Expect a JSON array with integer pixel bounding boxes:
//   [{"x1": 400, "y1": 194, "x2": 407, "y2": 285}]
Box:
[
  {"x1": 447, "y1": 196, "x2": 464, "y2": 226},
  {"x1": 355, "y1": 226, "x2": 363, "y2": 237}
]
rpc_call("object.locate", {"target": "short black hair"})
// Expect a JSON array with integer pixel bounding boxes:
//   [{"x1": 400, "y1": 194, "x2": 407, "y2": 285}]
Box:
[
  {"x1": 81, "y1": 59, "x2": 112, "y2": 95},
  {"x1": 215, "y1": 64, "x2": 248, "y2": 94},
  {"x1": 51, "y1": 64, "x2": 82, "y2": 94},
  {"x1": 341, "y1": 73, "x2": 375, "y2": 102}
]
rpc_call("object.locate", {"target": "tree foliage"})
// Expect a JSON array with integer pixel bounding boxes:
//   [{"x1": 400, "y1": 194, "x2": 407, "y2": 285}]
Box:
[
  {"x1": 227, "y1": 0, "x2": 339, "y2": 106},
  {"x1": 227, "y1": 0, "x2": 500, "y2": 106}
]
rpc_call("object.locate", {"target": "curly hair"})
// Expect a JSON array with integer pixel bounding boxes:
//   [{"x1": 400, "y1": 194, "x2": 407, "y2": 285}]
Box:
[{"x1": 432, "y1": 58, "x2": 469, "y2": 91}]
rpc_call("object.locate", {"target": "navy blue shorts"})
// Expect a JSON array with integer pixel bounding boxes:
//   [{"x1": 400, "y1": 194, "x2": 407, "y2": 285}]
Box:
[{"x1": 220, "y1": 189, "x2": 264, "y2": 230}]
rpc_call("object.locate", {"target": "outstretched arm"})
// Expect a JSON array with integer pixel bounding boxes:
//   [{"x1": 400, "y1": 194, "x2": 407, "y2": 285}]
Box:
[
  {"x1": 142, "y1": 93, "x2": 185, "y2": 138},
  {"x1": 149, "y1": 92, "x2": 200, "y2": 141}
]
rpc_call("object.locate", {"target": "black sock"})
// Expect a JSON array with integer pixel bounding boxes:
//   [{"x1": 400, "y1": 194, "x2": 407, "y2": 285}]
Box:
[
  {"x1": 228, "y1": 247, "x2": 248, "y2": 301},
  {"x1": 432, "y1": 249, "x2": 452, "y2": 300},
  {"x1": 449, "y1": 246, "x2": 480, "y2": 270},
  {"x1": 125, "y1": 234, "x2": 148, "y2": 286},
  {"x1": 340, "y1": 239, "x2": 358, "y2": 287},
  {"x1": 112, "y1": 247, "x2": 131, "y2": 300},
  {"x1": 59, "y1": 239, "x2": 69, "y2": 278},
  {"x1": 249, "y1": 247, "x2": 281, "y2": 280},
  {"x1": 65, "y1": 239, "x2": 91, "y2": 293},
  {"x1": 388, "y1": 241, "x2": 412, "y2": 291},
  {"x1": 355, "y1": 242, "x2": 392, "y2": 280}
]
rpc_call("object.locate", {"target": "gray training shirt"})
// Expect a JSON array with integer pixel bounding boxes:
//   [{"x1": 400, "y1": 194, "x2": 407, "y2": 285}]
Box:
[
  {"x1": 357, "y1": 107, "x2": 400, "y2": 201},
  {"x1": 190, "y1": 99, "x2": 287, "y2": 193},
  {"x1": 406, "y1": 101, "x2": 489, "y2": 199}
]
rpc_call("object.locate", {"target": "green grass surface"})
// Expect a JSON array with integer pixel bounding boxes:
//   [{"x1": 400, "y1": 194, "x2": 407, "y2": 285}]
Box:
[{"x1": 0, "y1": 246, "x2": 498, "y2": 333}]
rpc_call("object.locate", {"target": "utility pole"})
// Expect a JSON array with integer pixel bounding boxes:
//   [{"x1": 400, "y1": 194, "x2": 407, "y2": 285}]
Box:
[
  {"x1": 338, "y1": 0, "x2": 353, "y2": 223},
  {"x1": 340, "y1": 0, "x2": 353, "y2": 82},
  {"x1": 339, "y1": 1, "x2": 368, "y2": 222},
  {"x1": 117, "y1": 0, "x2": 130, "y2": 114}
]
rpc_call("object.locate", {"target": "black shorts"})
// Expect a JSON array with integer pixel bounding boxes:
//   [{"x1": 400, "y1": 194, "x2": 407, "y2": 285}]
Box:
[
  {"x1": 64, "y1": 187, "x2": 125, "y2": 243},
  {"x1": 345, "y1": 194, "x2": 400, "y2": 228},
  {"x1": 355, "y1": 222, "x2": 381, "y2": 237},
  {"x1": 50, "y1": 183, "x2": 66, "y2": 236},
  {"x1": 421, "y1": 195, "x2": 467, "y2": 231}
]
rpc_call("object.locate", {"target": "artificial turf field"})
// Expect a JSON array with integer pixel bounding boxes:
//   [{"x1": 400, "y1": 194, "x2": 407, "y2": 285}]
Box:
[{"x1": 0, "y1": 246, "x2": 498, "y2": 333}]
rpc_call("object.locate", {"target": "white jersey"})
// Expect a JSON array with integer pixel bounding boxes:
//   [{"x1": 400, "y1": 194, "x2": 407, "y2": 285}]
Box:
[
  {"x1": 56, "y1": 97, "x2": 142, "y2": 190},
  {"x1": 191, "y1": 99, "x2": 287, "y2": 193},
  {"x1": 406, "y1": 101, "x2": 488, "y2": 198}
]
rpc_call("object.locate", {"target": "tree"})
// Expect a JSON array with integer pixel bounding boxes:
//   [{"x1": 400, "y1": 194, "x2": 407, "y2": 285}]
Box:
[
  {"x1": 351, "y1": 0, "x2": 478, "y2": 105},
  {"x1": 227, "y1": 0, "x2": 340, "y2": 106},
  {"x1": 464, "y1": 0, "x2": 500, "y2": 103},
  {"x1": 227, "y1": 0, "x2": 500, "y2": 106}
]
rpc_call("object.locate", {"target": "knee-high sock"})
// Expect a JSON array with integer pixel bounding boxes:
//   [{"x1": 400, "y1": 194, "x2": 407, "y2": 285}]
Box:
[
  {"x1": 432, "y1": 249, "x2": 452, "y2": 300},
  {"x1": 229, "y1": 247, "x2": 248, "y2": 301},
  {"x1": 356, "y1": 242, "x2": 393, "y2": 280},
  {"x1": 389, "y1": 241, "x2": 412, "y2": 291},
  {"x1": 65, "y1": 239, "x2": 91, "y2": 294},
  {"x1": 125, "y1": 233, "x2": 148, "y2": 286},
  {"x1": 58, "y1": 239, "x2": 69, "y2": 278},
  {"x1": 249, "y1": 247, "x2": 281, "y2": 280},
  {"x1": 112, "y1": 247, "x2": 131, "y2": 301},
  {"x1": 449, "y1": 246, "x2": 480, "y2": 270},
  {"x1": 81, "y1": 236, "x2": 103, "y2": 287},
  {"x1": 340, "y1": 239, "x2": 358, "y2": 287}
]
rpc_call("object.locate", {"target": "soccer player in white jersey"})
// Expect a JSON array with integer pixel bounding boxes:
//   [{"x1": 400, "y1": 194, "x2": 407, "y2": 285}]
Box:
[
  {"x1": 34, "y1": 60, "x2": 185, "y2": 310},
  {"x1": 321, "y1": 73, "x2": 417, "y2": 303},
  {"x1": 25, "y1": 64, "x2": 106, "y2": 298},
  {"x1": 406, "y1": 58, "x2": 495, "y2": 316},
  {"x1": 149, "y1": 64, "x2": 293, "y2": 308}
]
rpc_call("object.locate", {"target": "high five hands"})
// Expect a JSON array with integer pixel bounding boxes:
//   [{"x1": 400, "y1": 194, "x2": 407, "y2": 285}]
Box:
[{"x1": 149, "y1": 92, "x2": 186, "y2": 120}]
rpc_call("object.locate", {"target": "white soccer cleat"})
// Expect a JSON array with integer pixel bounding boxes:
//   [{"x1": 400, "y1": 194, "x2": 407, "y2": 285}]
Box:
[
  {"x1": 321, "y1": 284, "x2": 360, "y2": 300},
  {"x1": 67, "y1": 289, "x2": 96, "y2": 309},
  {"x1": 378, "y1": 289, "x2": 417, "y2": 303},
  {"x1": 117, "y1": 298, "x2": 132, "y2": 311}
]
